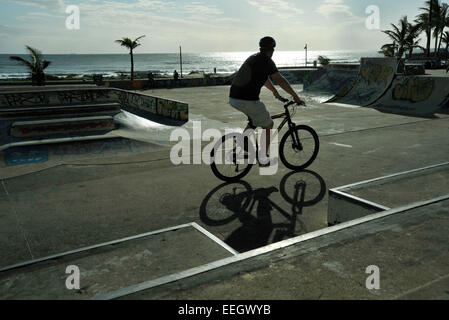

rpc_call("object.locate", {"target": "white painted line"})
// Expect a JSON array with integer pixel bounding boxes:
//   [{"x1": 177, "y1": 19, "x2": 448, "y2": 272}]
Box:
[
  {"x1": 191, "y1": 223, "x2": 239, "y2": 256},
  {"x1": 329, "y1": 142, "x2": 353, "y2": 148},
  {"x1": 392, "y1": 273, "x2": 449, "y2": 300},
  {"x1": 330, "y1": 189, "x2": 391, "y2": 211},
  {"x1": 334, "y1": 162, "x2": 449, "y2": 192}
]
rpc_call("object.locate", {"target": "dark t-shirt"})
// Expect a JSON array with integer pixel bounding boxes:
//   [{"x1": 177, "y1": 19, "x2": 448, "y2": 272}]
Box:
[{"x1": 230, "y1": 52, "x2": 278, "y2": 101}]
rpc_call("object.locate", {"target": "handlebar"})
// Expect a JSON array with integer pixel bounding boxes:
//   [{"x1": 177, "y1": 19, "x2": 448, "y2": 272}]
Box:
[{"x1": 277, "y1": 96, "x2": 306, "y2": 107}]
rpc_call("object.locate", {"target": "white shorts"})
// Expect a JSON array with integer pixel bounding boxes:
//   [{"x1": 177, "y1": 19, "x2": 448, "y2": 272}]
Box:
[{"x1": 229, "y1": 98, "x2": 273, "y2": 128}]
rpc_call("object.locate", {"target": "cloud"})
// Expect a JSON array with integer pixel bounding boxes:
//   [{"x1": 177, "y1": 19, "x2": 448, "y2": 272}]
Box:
[
  {"x1": 315, "y1": 0, "x2": 363, "y2": 25},
  {"x1": 3, "y1": 0, "x2": 65, "y2": 10},
  {"x1": 0, "y1": 24, "x2": 29, "y2": 35},
  {"x1": 184, "y1": 2, "x2": 223, "y2": 17},
  {"x1": 246, "y1": 0, "x2": 304, "y2": 18}
]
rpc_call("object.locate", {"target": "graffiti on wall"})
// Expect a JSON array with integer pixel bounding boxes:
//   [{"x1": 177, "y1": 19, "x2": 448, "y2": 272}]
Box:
[
  {"x1": 361, "y1": 63, "x2": 394, "y2": 86},
  {"x1": 112, "y1": 90, "x2": 188, "y2": 122},
  {"x1": 303, "y1": 69, "x2": 357, "y2": 103},
  {"x1": 392, "y1": 77, "x2": 434, "y2": 103},
  {"x1": 2, "y1": 138, "x2": 142, "y2": 167},
  {"x1": 0, "y1": 89, "x2": 114, "y2": 108},
  {"x1": 368, "y1": 75, "x2": 449, "y2": 116},
  {"x1": 303, "y1": 69, "x2": 327, "y2": 89},
  {"x1": 0, "y1": 92, "x2": 50, "y2": 107},
  {"x1": 330, "y1": 58, "x2": 397, "y2": 106},
  {"x1": 56, "y1": 90, "x2": 113, "y2": 105},
  {"x1": 113, "y1": 90, "x2": 158, "y2": 114},
  {"x1": 52, "y1": 138, "x2": 140, "y2": 157},
  {"x1": 332, "y1": 78, "x2": 357, "y2": 98},
  {"x1": 157, "y1": 98, "x2": 189, "y2": 121},
  {"x1": 4, "y1": 145, "x2": 49, "y2": 166},
  {"x1": 10, "y1": 118, "x2": 115, "y2": 138},
  {"x1": 0, "y1": 88, "x2": 188, "y2": 122}
]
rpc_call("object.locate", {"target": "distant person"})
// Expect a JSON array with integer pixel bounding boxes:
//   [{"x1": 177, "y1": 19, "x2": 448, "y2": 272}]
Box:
[
  {"x1": 148, "y1": 72, "x2": 155, "y2": 89},
  {"x1": 229, "y1": 36, "x2": 305, "y2": 167},
  {"x1": 173, "y1": 70, "x2": 179, "y2": 88}
]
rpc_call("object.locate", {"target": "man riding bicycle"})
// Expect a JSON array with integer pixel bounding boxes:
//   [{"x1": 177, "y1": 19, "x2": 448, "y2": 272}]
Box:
[{"x1": 229, "y1": 36, "x2": 305, "y2": 167}]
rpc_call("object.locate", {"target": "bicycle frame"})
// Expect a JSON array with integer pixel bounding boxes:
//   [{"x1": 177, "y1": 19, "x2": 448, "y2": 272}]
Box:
[
  {"x1": 259, "y1": 101, "x2": 301, "y2": 149},
  {"x1": 229, "y1": 100, "x2": 304, "y2": 162}
]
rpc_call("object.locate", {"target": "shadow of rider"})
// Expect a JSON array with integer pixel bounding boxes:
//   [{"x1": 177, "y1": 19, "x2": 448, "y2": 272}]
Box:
[{"x1": 222, "y1": 187, "x2": 280, "y2": 252}]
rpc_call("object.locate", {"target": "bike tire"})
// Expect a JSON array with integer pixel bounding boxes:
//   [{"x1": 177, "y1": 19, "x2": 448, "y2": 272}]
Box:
[
  {"x1": 210, "y1": 133, "x2": 254, "y2": 182},
  {"x1": 279, "y1": 125, "x2": 320, "y2": 171},
  {"x1": 279, "y1": 170, "x2": 326, "y2": 207},
  {"x1": 199, "y1": 181, "x2": 252, "y2": 226}
]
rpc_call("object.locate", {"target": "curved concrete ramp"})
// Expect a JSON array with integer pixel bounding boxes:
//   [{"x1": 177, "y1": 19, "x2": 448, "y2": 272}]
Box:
[
  {"x1": 328, "y1": 58, "x2": 398, "y2": 106},
  {"x1": 301, "y1": 69, "x2": 357, "y2": 103},
  {"x1": 369, "y1": 75, "x2": 449, "y2": 116}
]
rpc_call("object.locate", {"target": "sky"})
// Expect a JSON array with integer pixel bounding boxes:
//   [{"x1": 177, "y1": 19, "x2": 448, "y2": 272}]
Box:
[{"x1": 0, "y1": 0, "x2": 431, "y2": 54}]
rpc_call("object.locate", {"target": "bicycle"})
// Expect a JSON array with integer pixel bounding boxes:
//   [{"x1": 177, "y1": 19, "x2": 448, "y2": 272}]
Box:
[{"x1": 210, "y1": 97, "x2": 320, "y2": 182}]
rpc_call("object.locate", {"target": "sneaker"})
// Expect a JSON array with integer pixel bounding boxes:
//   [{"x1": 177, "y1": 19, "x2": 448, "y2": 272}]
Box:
[{"x1": 259, "y1": 156, "x2": 278, "y2": 167}]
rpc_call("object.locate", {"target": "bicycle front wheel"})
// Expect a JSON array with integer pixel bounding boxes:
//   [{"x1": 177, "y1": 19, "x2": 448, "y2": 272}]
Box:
[
  {"x1": 210, "y1": 133, "x2": 254, "y2": 182},
  {"x1": 279, "y1": 125, "x2": 319, "y2": 171}
]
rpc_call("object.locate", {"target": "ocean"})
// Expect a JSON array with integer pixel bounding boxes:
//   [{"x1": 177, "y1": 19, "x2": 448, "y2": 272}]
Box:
[{"x1": 0, "y1": 50, "x2": 383, "y2": 79}]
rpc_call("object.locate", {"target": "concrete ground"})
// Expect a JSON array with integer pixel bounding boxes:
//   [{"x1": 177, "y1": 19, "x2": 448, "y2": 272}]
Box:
[{"x1": 0, "y1": 84, "x2": 448, "y2": 299}]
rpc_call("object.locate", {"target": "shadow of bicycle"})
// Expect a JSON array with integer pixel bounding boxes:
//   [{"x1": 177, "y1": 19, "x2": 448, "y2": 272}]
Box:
[{"x1": 199, "y1": 170, "x2": 327, "y2": 253}]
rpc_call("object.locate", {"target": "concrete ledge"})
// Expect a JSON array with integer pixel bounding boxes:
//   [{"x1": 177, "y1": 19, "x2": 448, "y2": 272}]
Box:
[
  {"x1": 10, "y1": 116, "x2": 116, "y2": 138},
  {"x1": 0, "y1": 88, "x2": 189, "y2": 123},
  {"x1": 328, "y1": 162, "x2": 449, "y2": 225},
  {"x1": 92, "y1": 195, "x2": 449, "y2": 300},
  {"x1": 0, "y1": 223, "x2": 234, "y2": 299},
  {"x1": 0, "y1": 103, "x2": 121, "y2": 120}
]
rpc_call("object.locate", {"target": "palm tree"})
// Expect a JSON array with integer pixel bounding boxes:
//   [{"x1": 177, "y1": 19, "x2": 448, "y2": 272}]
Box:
[
  {"x1": 430, "y1": 0, "x2": 442, "y2": 56},
  {"x1": 416, "y1": 0, "x2": 449, "y2": 57},
  {"x1": 442, "y1": 30, "x2": 449, "y2": 53},
  {"x1": 436, "y1": 3, "x2": 448, "y2": 55},
  {"x1": 415, "y1": 11, "x2": 431, "y2": 56},
  {"x1": 10, "y1": 46, "x2": 51, "y2": 86},
  {"x1": 382, "y1": 16, "x2": 410, "y2": 58},
  {"x1": 378, "y1": 43, "x2": 396, "y2": 57},
  {"x1": 416, "y1": 0, "x2": 438, "y2": 56},
  {"x1": 406, "y1": 23, "x2": 425, "y2": 57},
  {"x1": 115, "y1": 35, "x2": 145, "y2": 81}
]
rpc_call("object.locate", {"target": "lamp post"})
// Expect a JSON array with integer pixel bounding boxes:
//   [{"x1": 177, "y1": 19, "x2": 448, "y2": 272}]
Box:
[
  {"x1": 180, "y1": 46, "x2": 183, "y2": 78},
  {"x1": 304, "y1": 44, "x2": 308, "y2": 67}
]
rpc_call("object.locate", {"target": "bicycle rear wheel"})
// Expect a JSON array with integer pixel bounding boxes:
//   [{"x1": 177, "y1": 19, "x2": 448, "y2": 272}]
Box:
[
  {"x1": 210, "y1": 133, "x2": 255, "y2": 182},
  {"x1": 279, "y1": 125, "x2": 319, "y2": 171}
]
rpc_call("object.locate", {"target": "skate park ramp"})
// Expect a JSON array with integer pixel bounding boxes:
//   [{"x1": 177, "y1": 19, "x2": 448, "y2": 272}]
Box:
[
  {"x1": 301, "y1": 68, "x2": 358, "y2": 103},
  {"x1": 369, "y1": 75, "x2": 449, "y2": 116},
  {"x1": 302, "y1": 57, "x2": 449, "y2": 117},
  {"x1": 327, "y1": 57, "x2": 398, "y2": 106}
]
